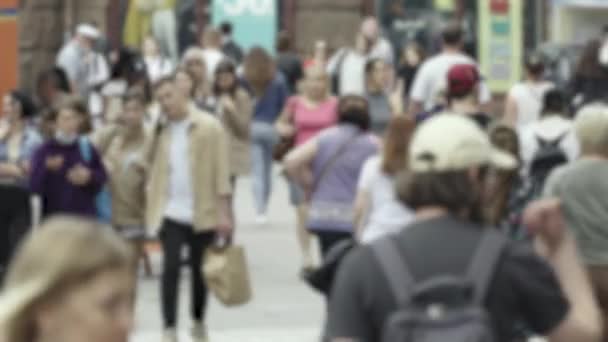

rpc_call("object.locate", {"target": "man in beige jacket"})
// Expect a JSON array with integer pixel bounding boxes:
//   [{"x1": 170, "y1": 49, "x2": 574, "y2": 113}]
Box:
[{"x1": 149, "y1": 75, "x2": 232, "y2": 342}]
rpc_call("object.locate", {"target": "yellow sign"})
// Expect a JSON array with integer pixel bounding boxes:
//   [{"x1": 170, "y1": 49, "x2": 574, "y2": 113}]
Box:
[
  {"x1": 434, "y1": 0, "x2": 455, "y2": 11},
  {"x1": 478, "y1": 0, "x2": 523, "y2": 93}
]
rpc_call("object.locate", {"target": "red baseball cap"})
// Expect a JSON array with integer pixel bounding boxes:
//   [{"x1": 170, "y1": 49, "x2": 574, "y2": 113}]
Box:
[{"x1": 447, "y1": 64, "x2": 480, "y2": 96}]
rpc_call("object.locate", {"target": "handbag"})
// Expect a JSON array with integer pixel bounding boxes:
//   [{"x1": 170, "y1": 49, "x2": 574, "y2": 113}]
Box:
[
  {"x1": 203, "y1": 244, "x2": 252, "y2": 307},
  {"x1": 78, "y1": 137, "x2": 112, "y2": 223},
  {"x1": 272, "y1": 135, "x2": 295, "y2": 162},
  {"x1": 303, "y1": 239, "x2": 356, "y2": 295}
]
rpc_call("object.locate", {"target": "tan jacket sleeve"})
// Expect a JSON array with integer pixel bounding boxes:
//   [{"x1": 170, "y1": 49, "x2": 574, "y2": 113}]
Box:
[
  {"x1": 213, "y1": 121, "x2": 232, "y2": 196},
  {"x1": 223, "y1": 90, "x2": 253, "y2": 140}
]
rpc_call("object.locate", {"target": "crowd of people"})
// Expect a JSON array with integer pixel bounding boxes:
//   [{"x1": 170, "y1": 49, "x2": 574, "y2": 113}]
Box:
[{"x1": 0, "y1": 13, "x2": 607, "y2": 342}]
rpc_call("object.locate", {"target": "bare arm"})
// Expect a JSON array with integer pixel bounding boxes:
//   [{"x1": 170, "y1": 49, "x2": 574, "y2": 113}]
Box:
[
  {"x1": 353, "y1": 189, "x2": 370, "y2": 242},
  {"x1": 283, "y1": 138, "x2": 318, "y2": 193},
  {"x1": 275, "y1": 99, "x2": 296, "y2": 138}
]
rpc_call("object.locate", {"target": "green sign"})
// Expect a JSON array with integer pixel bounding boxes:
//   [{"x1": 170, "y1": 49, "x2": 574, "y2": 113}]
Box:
[{"x1": 212, "y1": 0, "x2": 277, "y2": 54}]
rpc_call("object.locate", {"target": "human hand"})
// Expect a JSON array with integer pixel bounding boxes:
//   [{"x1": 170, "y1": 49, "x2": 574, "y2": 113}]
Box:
[
  {"x1": 67, "y1": 164, "x2": 92, "y2": 186},
  {"x1": 523, "y1": 199, "x2": 567, "y2": 253},
  {"x1": 216, "y1": 214, "x2": 234, "y2": 240},
  {"x1": 45, "y1": 156, "x2": 64, "y2": 171}
]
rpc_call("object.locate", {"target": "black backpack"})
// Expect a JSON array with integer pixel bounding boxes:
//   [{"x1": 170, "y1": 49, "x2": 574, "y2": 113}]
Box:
[
  {"x1": 371, "y1": 230, "x2": 506, "y2": 342},
  {"x1": 525, "y1": 133, "x2": 569, "y2": 202}
]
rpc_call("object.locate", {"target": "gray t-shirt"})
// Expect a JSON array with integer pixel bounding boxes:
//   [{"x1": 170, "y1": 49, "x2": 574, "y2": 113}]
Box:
[
  {"x1": 366, "y1": 92, "x2": 392, "y2": 136},
  {"x1": 544, "y1": 158, "x2": 608, "y2": 265}
]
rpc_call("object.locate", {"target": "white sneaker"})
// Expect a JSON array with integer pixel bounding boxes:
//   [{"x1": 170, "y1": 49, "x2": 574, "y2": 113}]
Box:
[
  {"x1": 162, "y1": 328, "x2": 178, "y2": 342},
  {"x1": 255, "y1": 214, "x2": 269, "y2": 226},
  {"x1": 191, "y1": 321, "x2": 209, "y2": 342}
]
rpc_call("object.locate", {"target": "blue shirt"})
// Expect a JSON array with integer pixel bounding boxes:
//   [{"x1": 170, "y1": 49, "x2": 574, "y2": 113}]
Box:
[
  {"x1": 251, "y1": 74, "x2": 289, "y2": 124},
  {"x1": 0, "y1": 127, "x2": 43, "y2": 185}
]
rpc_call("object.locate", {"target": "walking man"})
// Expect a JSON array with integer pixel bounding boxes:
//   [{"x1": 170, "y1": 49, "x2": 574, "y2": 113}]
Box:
[{"x1": 148, "y1": 75, "x2": 233, "y2": 342}]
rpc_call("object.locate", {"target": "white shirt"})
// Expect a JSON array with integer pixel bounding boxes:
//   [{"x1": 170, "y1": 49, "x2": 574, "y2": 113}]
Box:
[
  {"x1": 327, "y1": 49, "x2": 367, "y2": 96},
  {"x1": 508, "y1": 81, "x2": 554, "y2": 130},
  {"x1": 519, "y1": 116, "x2": 580, "y2": 177},
  {"x1": 202, "y1": 48, "x2": 225, "y2": 81},
  {"x1": 368, "y1": 38, "x2": 394, "y2": 65},
  {"x1": 410, "y1": 52, "x2": 491, "y2": 111},
  {"x1": 164, "y1": 119, "x2": 195, "y2": 224},
  {"x1": 145, "y1": 56, "x2": 174, "y2": 84},
  {"x1": 358, "y1": 156, "x2": 414, "y2": 244}
]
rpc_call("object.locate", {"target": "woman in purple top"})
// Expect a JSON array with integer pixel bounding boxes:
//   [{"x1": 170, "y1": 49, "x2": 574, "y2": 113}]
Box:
[
  {"x1": 30, "y1": 97, "x2": 107, "y2": 219},
  {"x1": 284, "y1": 95, "x2": 379, "y2": 260}
]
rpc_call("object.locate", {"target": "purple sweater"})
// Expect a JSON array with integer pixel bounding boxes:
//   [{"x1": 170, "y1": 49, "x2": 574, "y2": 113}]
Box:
[{"x1": 30, "y1": 139, "x2": 107, "y2": 218}]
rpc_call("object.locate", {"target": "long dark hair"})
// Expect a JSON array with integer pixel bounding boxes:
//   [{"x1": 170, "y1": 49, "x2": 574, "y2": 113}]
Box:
[
  {"x1": 213, "y1": 60, "x2": 238, "y2": 97},
  {"x1": 382, "y1": 116, "x2": 415, "y2": 175},
  {"x1": 244, "y1": 47, "x2": 275, "y2": 96}
]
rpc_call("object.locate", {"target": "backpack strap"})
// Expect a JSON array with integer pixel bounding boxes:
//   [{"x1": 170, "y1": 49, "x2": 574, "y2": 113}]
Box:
[
  {"x1": 371, "y1": 237, "x2": 415, "y2": 305},
  {"x1": 535, "y1": 131, "x2": 568, "y2": 148},
  {"x1": 467, "y1": 230, "x2": 507, "y2": 305}
]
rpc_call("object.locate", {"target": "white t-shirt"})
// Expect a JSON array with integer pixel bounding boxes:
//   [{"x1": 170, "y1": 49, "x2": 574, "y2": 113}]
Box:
[
  {"x1": 357, "y1": 156, "x2": 414, "y2": 244},
  {"x1": 368, "y1": 38, "x2": 394, "y2": 65},
  {"x1": 165, "y1": 119, "x2": 195, "y2": 224},
  {"x1": 145, "y1": 56, "x2": 174, "y2": 84},
  {"x1": 410, "y1": 52, "x2": 491, "y2": 111},
  {"x1": 327, "y1": 49, "x2": 367, "y2": 96},
  {"x1": 519, "y1": 116, "x2": 580, "y2": 177},
  {"x1": 202, "y1": 48, "x2": 225, "y2": 81},
  {"x1": 508, "y1": 81, "x2": 554, "y2": 130}
]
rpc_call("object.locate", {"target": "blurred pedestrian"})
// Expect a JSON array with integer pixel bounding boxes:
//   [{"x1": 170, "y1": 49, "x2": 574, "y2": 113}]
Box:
[
  {"x1": 174, "y1": 67, "x2": 214, "y2": 112},
  {"x1": 275, "y1": 66, "x2": 338, "y2": 273},
  {"x1": 0, "y1": 216, "x2": 136, "y2": 342},
  {"x1": 35, "y1": 67, "x2": 71, "y2": 113},
  {"x1": 220, "y1": 22, "x2": 244, "y2": 65},
  {"x1": 519, "y1": 89, "x2": 579, "y2": 178},
  {"x1": 505, "y1": 54, "x2": 554, "y2": 130},
  {"x1": 244, "y1": 47, "x2": 289, "y2": 225},
  {"x1": 445, "y1": 64, "x2": 492, "y2": 129},
  {"x1": 29, "y1": 97, "x2": 107, "y2": 219},
  {"x1": 354, "y1": 116, "x2": 415, "y2": 244},
  {"x1": 276, "y1": 31, "x2": 303, "y2": 94},
  {"x1": 200, "y1": 27, "x2": 226, "y2": 82},
  {"x1": 104, "y1": 89, "x2": 153, "y2": 277},
  {"x1": 571, "y1": 39, "x2": 608, "y2": 111},
  {"x1": 148, "y1": 76, "x2": 232, "y2": 342},
  {"x1": 409, "y1": 22, "x2": 491, "y2": 115},
  {"x1": 397, "y1": 42, "x2": 425, "y2": 103},
  {"x1": 284, "y1": 95, "x2": 378, "y2": 260},
  {"x1": 182, "y1": 48, "x2": 212, "y2": 107},
  {"x1": 0, "y1": 91, "x2": 42, "y2": 282},
  {"x1": 543, "y1": 104, "x2": 608, "y2": 338},
  {"x1": 365, "y1": 58, "x2": 400, "y2": 135},
  {"x1": 142, "y1": 35, "x2": 174, "y2": 84},
  {"x1": 327, "y1": 33, "x2": 369, "y2": 96},
  {"x1": 360, "y1": 16, "x2": 394, "y2": 65},
  {"x1": 327, "y1": 115, "x2": 601, "y2": 342},
  {"x1": 212, "y1": 60, "x2": 253, "y2": 195}
]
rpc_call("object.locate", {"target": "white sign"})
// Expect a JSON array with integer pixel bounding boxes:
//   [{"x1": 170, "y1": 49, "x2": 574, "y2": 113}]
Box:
[{"x1": 222, "y1": 0, "x2": 275, "y2": 16}]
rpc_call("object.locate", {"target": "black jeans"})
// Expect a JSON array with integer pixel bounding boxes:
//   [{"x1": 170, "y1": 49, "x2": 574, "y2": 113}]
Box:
[
  {"x1": 0, "y1": 185, "x2": 31, "y2": 283},
  {"x1": 315, "y1": 231, "x2": 353, "y2": 259},
  {"x1": 160, "y1": 218, "x2": 216, "y2": 328}
]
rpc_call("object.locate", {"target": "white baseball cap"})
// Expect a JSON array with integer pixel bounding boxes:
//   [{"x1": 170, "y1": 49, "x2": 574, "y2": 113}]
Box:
[
  {"x1": 409, "y1": 113, "x2": 517, "y2": 173},
  {"x1": 76, "y1": 23, "x2": 100, "y2": 39}
]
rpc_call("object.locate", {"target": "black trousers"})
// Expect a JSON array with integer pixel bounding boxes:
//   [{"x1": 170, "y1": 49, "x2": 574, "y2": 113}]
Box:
[
  {"x1": 160, "y1": 218, "x2": 216, "y2": 328},
  {"x1": 315, "y1": 230, "x2": 353, "y2": 259},
  {"x1": 0, "y1": 185, "x2": 31, "y2": 283}
]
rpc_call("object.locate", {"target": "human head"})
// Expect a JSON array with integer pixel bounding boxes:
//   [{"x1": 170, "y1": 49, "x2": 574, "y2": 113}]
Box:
[
  {"x1": 214, "y1": 60, "x2": 238, "y2": 96},
  {"x1": 2, "y1": 90, "x2": 37, "y2": 123},
  {"x1": 182, "y1": 47, "x2": 208, "y2": 84},
  {"x1": 574, "y1": 104, "x2": 608, "y2": 157},
  {"x1": 338, "y1": 95, "x2": 371, "y2": 131},
  {"x1": 382, "y1": 116, "x2": 416, "y2": 175},
  {"x1": 361, "y1": 16, "x2": 380, "y2": 42},
  {"x1": 442, "y1": 21, "x2": 464, "y2": 50},
  {"x1": 276, "y1": 31, "x2": 292, "y2": 53},
  {"x1": 121, "y1": 89, "x2": 146, "y2": 128},
  {"x1": 490, "y1": 124, "x2": 520, "y2": 163},
  {"x1": 155, "y1": 75, "x2": 188, "y2": 121},
  {"x1": 447, "y1": 64, "x2": 480, "y2": 101},
  {"x1": 201, "y1": 27, "x2": 222, "y2": 49},
  {"x1": 75, "y1": 23, "x2": 100, "y2": 50},
  {"x1": 397, "y1": 114, "x2": 516, "y2": 221},
  {"x1": 173, "y1": 67, "x2": 197, "y2": 99},
  {"x1": 142, "y1": 36, "x2": 160, "y2": 57},
  {"x1": 303, "y1": 66, "x2": 329, "y2": 100},
  {"x1": 525, "y1": 53, "x2": 545, "y2": 81},
  {"x1": 243, "y1": 47, "x2": 275, "y2": 96},
  {"x1": 401, "y1": 42, "x2": 425, "y2": 67},
  {"x1": 0, "y1": 216, "x2": 135, "y2": 342},
  {"x1": 50, "y1": 96, "x2": 92, "y2": 139},
  {"x1": 36, "y1": 67, "x2": 71, "y2": 106},
  {"x1": 220, "y1": 22, "x2": 233, "y2": 38},
  {"x1": 365, "y1": 58, "x2": 389, "y2": 91},
  {"x1": 541, "y1": 89, "x2": 567, "y2": 118}
]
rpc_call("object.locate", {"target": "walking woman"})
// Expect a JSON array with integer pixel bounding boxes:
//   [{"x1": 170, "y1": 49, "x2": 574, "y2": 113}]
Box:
[
  {"x1": 275, "y1": 66, "x2": 338, "y2": 271},
  {"x1": 353, "y1": 116, "x2": 415, "y2": 244},
  {"x1": 182, "y1": 47, "x2": 213, "y2": 110},
  {"x1": 244, "y1": 47, "x2": 290, "y2": 224},
  {"x1": 29, "y1": 97, "x2": 107, "y2": 219},
  {"x1": 0, "y1": 91, "x2": 42, "y2": 282},
  {"x1": 284, "y1": 95, "x2": 378, "y2": 259},
  {"x1": 213, "y1": 60, "x2": 253, "y2": 190},
  {"x1": 0, "y1": 216, "x2": 136, "y2": 342}
]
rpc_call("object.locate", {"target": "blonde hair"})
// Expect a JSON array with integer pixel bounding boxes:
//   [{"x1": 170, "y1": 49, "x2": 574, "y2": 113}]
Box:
[
  {"x1": 0, "y1": 216, "x2": 134, "y2": 342},
  {"x1": 575, "y1": 104, "x2": 608, "y2": 156}
]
